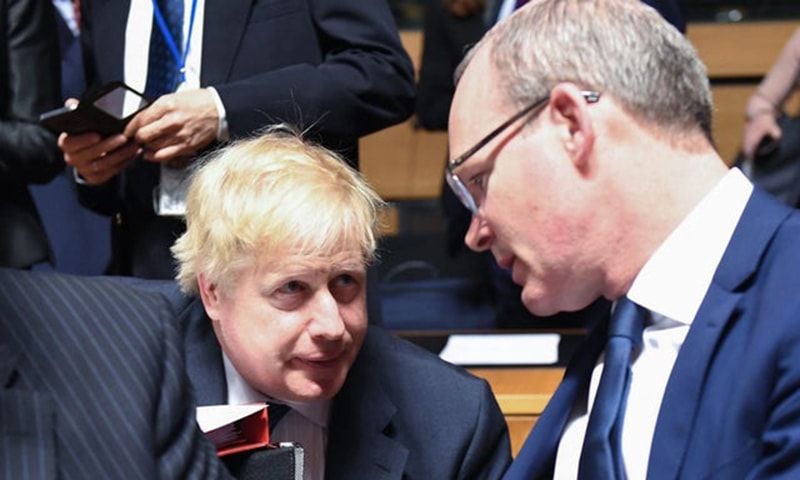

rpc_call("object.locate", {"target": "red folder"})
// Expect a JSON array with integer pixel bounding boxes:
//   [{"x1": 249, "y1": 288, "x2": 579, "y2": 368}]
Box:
[{"x1": 197, "y1": 404, "x2": 272, "y2": 457}]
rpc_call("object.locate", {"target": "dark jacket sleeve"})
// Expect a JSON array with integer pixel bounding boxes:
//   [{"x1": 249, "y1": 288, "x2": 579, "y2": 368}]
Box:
[
  {"x1": 0, "y1": 0, "x2": 63, "y2": 186},
  {"x1": 214, "y1": 0, "x2": 416, "y2": 142}
]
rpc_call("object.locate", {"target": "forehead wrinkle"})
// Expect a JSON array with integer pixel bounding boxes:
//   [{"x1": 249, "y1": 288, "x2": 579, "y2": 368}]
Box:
[{"x1": 257, "y1": 252, "x2": 365, "y2": 277}]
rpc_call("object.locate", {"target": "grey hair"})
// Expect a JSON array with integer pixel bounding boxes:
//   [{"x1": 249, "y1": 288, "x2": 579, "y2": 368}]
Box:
[{"x1": 458, "y1": 0, "x2": 713, "y2": 143}]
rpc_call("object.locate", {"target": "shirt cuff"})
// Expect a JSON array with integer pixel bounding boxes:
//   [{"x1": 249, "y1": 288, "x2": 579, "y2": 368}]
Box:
[
  {"x1": 207, "y1": 87, "x2": 230, "y2": 142},
  {"x1": 72, "y1": 166, "x2": 89, "y2": 185}
]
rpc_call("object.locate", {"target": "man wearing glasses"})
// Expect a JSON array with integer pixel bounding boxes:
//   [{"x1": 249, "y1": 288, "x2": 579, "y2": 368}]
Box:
[{"x1": 448, "y1": 0, "x2": 800, "y2": 478}]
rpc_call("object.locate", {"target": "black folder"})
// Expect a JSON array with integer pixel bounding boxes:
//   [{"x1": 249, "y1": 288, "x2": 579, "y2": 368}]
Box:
[{"x1": 222, "y1": 442, "x2": 304, "y2": 480}]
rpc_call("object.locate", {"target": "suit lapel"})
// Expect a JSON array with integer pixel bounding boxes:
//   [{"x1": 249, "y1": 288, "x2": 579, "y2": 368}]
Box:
[
  {"x1": 504, "y1": 315, "x2": 610, "y2": 479},
  {"x1": 181, "y1": 297, "x2": 227, "y2": 405},
  {"x1": 648, "y1": 188, "x2": 794, "y2": 478},
  {"x1": 201, "y1": 0, "x2": 251, "y2": 85},
  {"x1": 88, "y1": 0, "x2": 130, "y2": 83},
  {"x1": 1, "y1": 344, "x2": 57, "y2": 480},
  {"x1": 647, "y1": 283, "x2": 741, "y2": 478},
  {"x1": 325, "y1": 355, "x2": 408, "y2": 479}
]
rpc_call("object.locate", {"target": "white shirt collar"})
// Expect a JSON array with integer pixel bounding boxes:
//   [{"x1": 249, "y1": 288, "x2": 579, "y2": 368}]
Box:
[
  {"x1": 627, "y1": 168, "x2": 753, "y2": 324},
  {"x1": 222, "y1": 351, "x2": 330, "y2": 428}
]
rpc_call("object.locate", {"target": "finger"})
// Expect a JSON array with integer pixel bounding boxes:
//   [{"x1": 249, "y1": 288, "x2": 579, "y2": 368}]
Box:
[
  {"x1": 134, "y1": 113, "x2": 187, "y2": 146},
  {"x1": 76, "y1": 142, "x2": 139, "y2": 183},
  {"x1": 124, "y1": 104, "x2": 168, "y2": 140},
  {"x1": 63, "y1": 133, "x2": 128, "y2": 168},
  {"x1": 95, "y1": 147, "x2": 137, "y2": 175},
  {"x1": 59, "y1": 131, "x2": 104, "y2": 155},
  {"x1": 142, "y1": 142, "x2": 194, "y2": 163}
]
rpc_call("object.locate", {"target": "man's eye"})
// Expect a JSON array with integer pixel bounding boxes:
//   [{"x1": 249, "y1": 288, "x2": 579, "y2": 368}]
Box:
[
  {"x1": 330, "y1": 274, "x2": 362, "y2": 303},
  {"x1": 469, "y1": 173, "x2": 487, "y2": 192},
  {"x1": 278, "y1": 281, "x2": 305, "y2": 294}
]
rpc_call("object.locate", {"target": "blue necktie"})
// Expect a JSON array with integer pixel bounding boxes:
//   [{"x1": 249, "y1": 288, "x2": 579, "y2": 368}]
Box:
[
  {"x1": 578, "y1": 297, "x2": 645, "y2": 479},
  {"x1": 514, "y1": 0, "x2": 529, "y2": 9},
  {"x1": 144, "y1": 0, "x2": 183, "y2": 98}
]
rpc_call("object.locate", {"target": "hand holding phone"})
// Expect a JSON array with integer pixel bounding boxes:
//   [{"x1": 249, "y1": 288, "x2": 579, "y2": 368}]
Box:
[
  {"x1": 755, "y1": 134, "x2": 779, "y2": 158},
  {"x1": 40, "y1": 81, "x2": 151, "y2": 136}
]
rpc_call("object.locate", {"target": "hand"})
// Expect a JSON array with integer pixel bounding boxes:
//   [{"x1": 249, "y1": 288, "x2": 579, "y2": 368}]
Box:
[
  {"x1": 742, "y1": 113, "x2": 782, "y2": 160},
  {"x1": 59, "y1": 131, "x2": 140, "y2": 185},
  {"x1": 443, "y1": 0, "x2": 484, "y2": 17},
  {"x1": 124, "y1": 88, "x2": 220, "y2": 164}
]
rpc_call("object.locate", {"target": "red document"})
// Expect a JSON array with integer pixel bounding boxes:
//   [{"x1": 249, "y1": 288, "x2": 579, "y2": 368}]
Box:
[{"x1": 196, "y1": 404, "x2": 271, "y2": 456}]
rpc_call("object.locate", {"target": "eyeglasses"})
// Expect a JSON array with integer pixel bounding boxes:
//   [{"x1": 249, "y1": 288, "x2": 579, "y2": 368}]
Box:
[{"x1": 446, "y1": 90, "x2": 601, "y2": 214}]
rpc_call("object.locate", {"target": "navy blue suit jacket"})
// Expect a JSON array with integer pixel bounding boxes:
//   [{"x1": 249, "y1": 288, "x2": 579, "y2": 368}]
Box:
[
  {"x1": 156, "y1": 284, "x2": 512, "y2": 479},
  {"x1": 0, "y1": 269, "x2": 229, "y2": 479},
  {"x1": 505, "y1": 188, "x2": 800, "y2": 478}
]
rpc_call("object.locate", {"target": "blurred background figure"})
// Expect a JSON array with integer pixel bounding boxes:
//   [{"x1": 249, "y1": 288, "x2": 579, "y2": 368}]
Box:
[
  {"x1": 0, "y1": 0, "x2": 63, "y2": 270},
  {"x1": 29, "y1": 0, "x2": 112, "y2": 276},
  {"x1": 738, "y1": 28, "x2": 800, "y2": 207},
  {"x1": 59, "y1": 0, "x2": 416, "y2": 279}
]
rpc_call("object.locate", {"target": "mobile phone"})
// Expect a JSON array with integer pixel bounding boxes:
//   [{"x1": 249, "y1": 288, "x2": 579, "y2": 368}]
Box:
[
  {"x1": 755, "y1": 134, "x2": 779, "y2": 158},
  {"x1": 39, "y1": 81, "x2": 151, "y2": 136}
]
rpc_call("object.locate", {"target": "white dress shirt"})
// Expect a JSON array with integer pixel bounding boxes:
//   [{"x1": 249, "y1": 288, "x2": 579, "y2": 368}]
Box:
[
  {"x1": 124, "y1": 0, "x2": 204, "y2": 93},
  {"x1": 554, "y1": 168, "x2": 753, "y2": 479},
  {"x1": 223, "y1": 354, "x2": 330, "y2": 480}
]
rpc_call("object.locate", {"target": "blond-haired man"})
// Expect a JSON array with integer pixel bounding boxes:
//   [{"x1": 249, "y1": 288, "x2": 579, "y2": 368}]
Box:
[{"x1": 170, "y1": 127, "x2": 512, "y2": 480}]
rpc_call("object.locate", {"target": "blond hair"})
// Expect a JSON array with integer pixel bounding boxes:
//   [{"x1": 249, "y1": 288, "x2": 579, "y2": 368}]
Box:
[{"x1": 172, "y1": 125, "x2": 385, "y2": 294}]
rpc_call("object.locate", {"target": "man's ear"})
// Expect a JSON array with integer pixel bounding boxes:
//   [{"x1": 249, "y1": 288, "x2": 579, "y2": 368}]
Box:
[
  {"x1": 549, "y1": 83, "x2": 596, "y2": 171},
  {"x1": 197, "y1": 273, "x2": 221, "y2": 320}
]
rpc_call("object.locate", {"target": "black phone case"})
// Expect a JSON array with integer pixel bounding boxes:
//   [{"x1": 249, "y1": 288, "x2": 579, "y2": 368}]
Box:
[{"x1": 39, "y1": 81, "x2": 151, "y2": 136}]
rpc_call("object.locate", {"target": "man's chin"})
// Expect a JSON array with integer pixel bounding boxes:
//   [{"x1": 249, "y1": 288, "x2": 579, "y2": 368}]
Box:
[
  {"x1": 520, "y1": 285, "x2": 562, "y2": 317},
  {"x1": 287, "y1": 371, "x2": 347, "y2": 402}
]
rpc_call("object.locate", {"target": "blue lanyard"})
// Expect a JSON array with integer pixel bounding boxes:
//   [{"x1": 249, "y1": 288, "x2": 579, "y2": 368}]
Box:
[{"x1": 151, "y1": 0, "x2": 198, "y2": 83}]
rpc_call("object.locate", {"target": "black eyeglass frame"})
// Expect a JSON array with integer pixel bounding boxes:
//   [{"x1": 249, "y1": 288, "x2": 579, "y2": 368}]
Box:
[{"x1": 446, "y1": 90, "x2": 601, "y2": 213}]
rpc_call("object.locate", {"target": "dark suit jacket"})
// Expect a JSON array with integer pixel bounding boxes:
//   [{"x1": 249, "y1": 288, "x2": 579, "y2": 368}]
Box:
[
  {"x1": 0, "y1": 268, "x2": 230, "y2": 479},
  {"x1": 415, "y1": 0, "x2": 485, "y2": 132},
  {"x1": 154, "y1": 283, "x2": 512, "y2": 479},
  {"x1": 75, "y1": 0, "x2": 415, "y2": 277},
  {"x1": 504, "y1": 187, "x2": 800, "y2": 479},
  {"x1": 0, "y1": 0, "x2": 63, "y2": 268}
]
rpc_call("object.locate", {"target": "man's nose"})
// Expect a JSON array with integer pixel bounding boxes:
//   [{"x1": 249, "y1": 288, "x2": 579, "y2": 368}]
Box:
[
  {"x1": 307, "y1": 291, "x2": 346, "y2": 340},
  {"x1": 465, "y1": 213, "x2": 493, "y2": 252}
]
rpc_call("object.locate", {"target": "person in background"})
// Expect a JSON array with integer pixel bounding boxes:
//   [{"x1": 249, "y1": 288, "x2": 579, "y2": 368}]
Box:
[
  {"x1": 0, "y1": 267, "x2": 231, "y2": 479},
  {"x1": 169, "y1": 126, "x2": 512, "y2": 479},
  {"x1": 0, "y1": 0, "x2": 63, "y2": 269},
  {"x1": 58, "y1": 0, "x2": 415, "y2": 279},
  {"x1": 448, "y1": 0, "x2": 800, "y2": 477},
  {"x1": 28, "y1": 0, "x2": 112, "y2": 276},
  {"x1": 741, "y1": 28, "x2": 800, "y2": 160}
]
